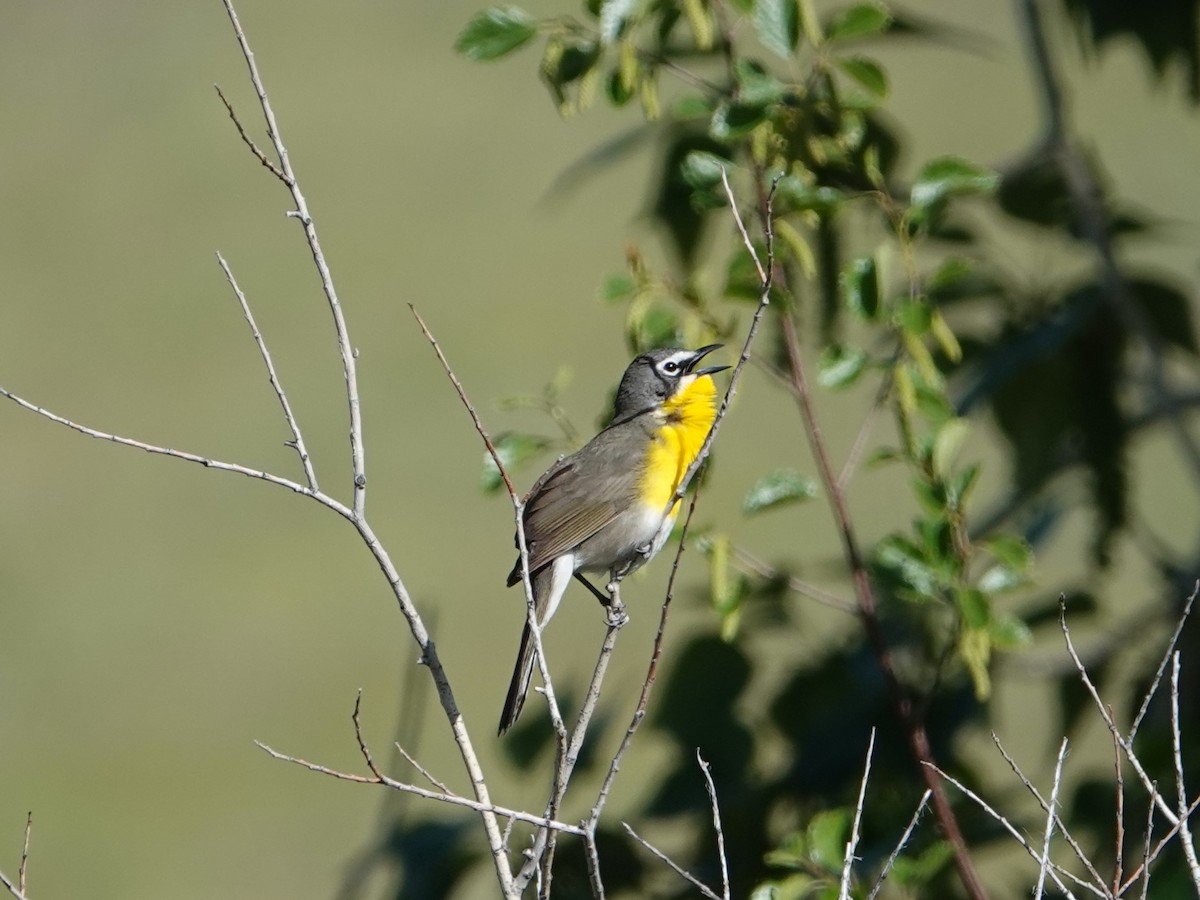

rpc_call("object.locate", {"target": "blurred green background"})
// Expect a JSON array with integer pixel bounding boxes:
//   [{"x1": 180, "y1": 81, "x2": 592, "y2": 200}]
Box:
[{"x1": 1, "y1": 1, "x2": 1198, "y2": 898}]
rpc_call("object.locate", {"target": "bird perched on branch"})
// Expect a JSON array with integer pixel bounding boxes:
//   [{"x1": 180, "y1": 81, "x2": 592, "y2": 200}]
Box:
[{"x1": 499, "y1": 344, "x2": 729, "y2": 734}]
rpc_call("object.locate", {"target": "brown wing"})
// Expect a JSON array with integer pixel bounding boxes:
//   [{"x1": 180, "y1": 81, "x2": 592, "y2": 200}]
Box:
[{"x1": 506, "y1": 428, "x2": 643, "y2": 585}]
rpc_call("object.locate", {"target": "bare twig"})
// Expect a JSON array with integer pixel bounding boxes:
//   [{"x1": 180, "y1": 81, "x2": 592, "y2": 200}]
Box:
[
  {"x1": 927, "y1": 764, "x2": 1095, "y2": 899},
  {"x1": 255, "y1": 740, "x2": 585, "y2": 836},
  {"x1": 351, "y1": 689, "x2": 384, "y2": 780},
  {"x1": 212, "y1": 84, "x2": 286, "y2": 181},
  {"x1": 394, "y1": 741, "x2": 453, "y2": 796},
  {"x1": 217, "y1": 251, "x2": 317, "y2": 490},
  {"x1": 1130, "y1": 585, "x2": 1197, "y2": 740},
  {"x1": 1060, "y1": 600, "x2": 1180, "y2": 828},
  {"x1": 18, "y1": 814, "x2": 29, "y2": 897},
  {"x1": 220, "y1": 0, "x2": 367, "y2": 518},
  {"x1": 841, "y1": 729, "x2": 876, "y2": 900},
  {"x1": 622, "y1": 822, "x2": 723, "y2": 900},
  {"x1": 1113, "y1": 720, "x2": 1125, "y2": 894},
  {"x1": 1119, "y1": 793, "x2": 1200, "y2": 894},
  {"x1": 1034, "y1": 738, "x2": 1070, "y2": 899},
  {"x1": 1139, "y1": 790, "x2": 1155, "y2": 900},
  {"x1": 697, "y1": 751, "x2": 731, "y2": 900},
  {"x1": 990, "y1": 733, "x2": 1107, "y2": 894},
  {"x1": 0, "y1": 814, "x2": 32, "y2": 900},
  {"x1": 867, "y1": 790, "x2": 932, "y2": 900},
  {"x1": 1168, "y1": 653, "x2": 1200, "y2": 888}
]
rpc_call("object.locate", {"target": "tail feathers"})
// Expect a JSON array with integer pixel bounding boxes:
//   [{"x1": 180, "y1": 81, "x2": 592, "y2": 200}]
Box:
[
  {"x1": 498, "y1": 555, "x2": 573, "y2": 735},
  {"x1": 498, "y1": 621, "x2": 535, "y2": 735}
]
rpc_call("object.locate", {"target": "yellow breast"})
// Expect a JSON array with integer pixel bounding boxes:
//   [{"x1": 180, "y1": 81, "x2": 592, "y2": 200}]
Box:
[{"x1": 639, "y1": 375, "x2": 720, "y2": 513}]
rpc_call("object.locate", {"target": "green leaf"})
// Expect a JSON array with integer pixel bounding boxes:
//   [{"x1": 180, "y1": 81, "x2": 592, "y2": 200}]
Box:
[
  {"x1": 835, "y1": 56, "x2": 888, "y2": 98},
  {"x1": 709, "y1": 100, "x2": 770, "y2": 140},
  {"x1": 744, "y1": 469, "x2": 818, "y2": 514},
  {"x1": 482, "y1": 432, "x2": 550, "y2": 492},
  {"x1": 755, "y1": 0, "x2": 800, "y2": 58},
  {"x1": 598, "y1": 272, "x2": 636, "y2": 303},
  {"x1": 990, "y1": 613, "x2": 1033, "y2": 649},
  {"x1": 806, "y1": 809, "x2": 850, "y2": 872},
  {"x1": 841, "y1": 255, "x2": 880, "y2": 320},
  {"x1": 980, "y1": 534, "x2": 1032, "y2": 570},
  {"x1": 818, "y1": 344, "x2": 866, "y2": 388},
  {"x1": 773, "y1": 176, "x2": 847, "y2": 214},
  {"x1": 876, "y1": 534, "x2": 939, "y2": 598},
  {"x1": 931, "y1": 417, "x2": 970, "y2": 478},
  {"x1": 825, "y1": 3, "x2": 892, "y2": 42},
  {"x1": 978, "y1": 564, "x2": 1024, "y2": 594},
  {"x1": 680, "y1": 150, "x2": 728, "y2": 189},
  {"x1": 910, "y1": 156, "x2": 999, "y2": 226},
  {"x1": 455, "y1": 7, "x2": 538, "y2": 60}
]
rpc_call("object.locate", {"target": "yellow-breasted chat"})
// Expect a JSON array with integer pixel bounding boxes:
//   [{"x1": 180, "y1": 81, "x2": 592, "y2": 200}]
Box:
[{"x1": 499, "y1": 344, "x2": 729, "y2": 734}]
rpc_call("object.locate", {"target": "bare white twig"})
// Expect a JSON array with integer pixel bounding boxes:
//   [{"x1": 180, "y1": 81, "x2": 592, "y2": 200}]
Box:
[
  {"x1": 219, "y1": 0, "x2": 366, "y2": 519},
  {"x1": 697, "y1": 750, "x2": 731, "y2": 900},
  {"x1": 622, "y1": 823, "x2": 723, "y2": 900},
  {"x1": 867, "y1": 790, "x2": 931, "y2": 900},
  {"x1": 1130, "y1": 585, "x2": 1197, "y2": 740},
  {"x1": 927, "y1": 763, "x2": 1094, "y2": 899},
  {"x1": 216, "y1": 251, "x2": 317, "y2": 490},
  {"x1": 255, "y1": 740, "x2": 585, "y2": 836},
  {"x1": 1034, "y1": 738, "x2": 1070, "y2": 899},
  {"x1": 1060, "y1": 600, "x2": 1180, "y2": 828},
  {"x1": 0, "y1": 814, "x2": 32, "y2": 900},
  {"x1": 841, "y1": 728, "x2": 876, "y2": 900},
  {"x1": 991, "y1": 733, "x2": 1106, "y2": 894},
  {"x1": 1169, "y1": 652, "x2": 1200, "y2": 889}
]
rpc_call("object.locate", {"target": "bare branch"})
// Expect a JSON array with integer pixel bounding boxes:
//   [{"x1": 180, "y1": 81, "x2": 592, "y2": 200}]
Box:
[
  {"x1": 927, "y1": 763, "x2": 1096, "y2": 899},
  {"x1": 867, "y1": 790, "x2": 932, "y2": 900},
  {"x1": 697, "y1": 751, "x2": 731, "y2": 900},
  {"x1": 18, "y1": 814, "x2": 29, "y2": 897},
  {"x1": 216, "y1": 251, "x2": 317, "y2": 490},
  {"x1": 1130, "y1": 584, "x2": 1197, "y2": 740},
  {"x1": 623, "y1": 822, "x2": 723, "y2": 900},
  {"x1": 991, "y1": 732, "x2": 1107, "y2": 894},
  {"x1": 220, "y1": 0, "x2": 366, "y2": 519},
  {"x1": 255, "y1": 740, "x2": 585, "y2": 836},
  {"x1": 1169, "y1": 653, "x2": 1200, "y2": 888},
  {"x1": 212, "y1": 83, "x2": 286, "y2": 182},
  {"x1": 1034, "y1": 738, "x2": 1070, "y2": 900},
  {"x1": 841, "y1": 729, "x2": 876, "y2": 900},
  {"x1": 0, "y1": 386, "x2": 330, "y2": 505}
]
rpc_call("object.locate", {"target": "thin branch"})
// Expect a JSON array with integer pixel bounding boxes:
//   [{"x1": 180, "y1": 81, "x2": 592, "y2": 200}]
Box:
[
  {"x1": 394, "y1": 741, "x2": 453, "y2": 797},
  {"x1": 622, "y1": 823, "x2": 723, "y2": 900},
  {"x1": 18, "y1": 814, "x2": 29, "y2": 897},
  {"x1": 584, "y1": 832, "x2": 607, "y2": 900},
  {"x1": 0, "y1": 386, "x2": 328, "y2": 505},
  {"x1": 1113, "y1": 719, "x2": 1125, "y2": 894},
  {"x1": 1130, "y1": 584, "x2": 1197, "y2": 740},
  {"x1": 351, "y1": 689, "x2": 384, "y2": 780},
  {"x1": 1119, "y1": 793, "x2": 1200, "y2": 895},
  {"x1": 216, "y1": 251, "x2": 318, "y2": 490},
  {"x1": 212, "y1": 83, "x2": 286, "y2": 182},
  {"x1": 841, "y1": 729, "x2": 876, "y2": 900},
  {"x1": 990, "y1": 732, "x2": 1107, "y2": 895},
  {"x1": 727, "y1": 543, "x2": 855, "y2": 612},
  {"x1": 697, "y1": 751, "x2": 731, "y2": 900},
  {"x1": 1139, "y1": 790, "x2": 1155, "y2": 900},
  {"x1": 927, "y1": 764, "x2": 1094, "y2": 899},
  {"x1": 254, "y1": 740, "x2": 585, "y2": 836},
  {"x1": 1060, "y1": 600, "x2": 1180, "y2": 827},
  {"x1": 867, "y1": 790, "x2": 932, "y2": 900},
  {"x1": 1169, "y1": 653, "x2": 1200, "y2": 888},
  {"x1": 1035, "y1": 738, "x2": 1070, "y2": 900},
  {"x1": 220, "y1": 0, "x2": 367, "y2": 518}
]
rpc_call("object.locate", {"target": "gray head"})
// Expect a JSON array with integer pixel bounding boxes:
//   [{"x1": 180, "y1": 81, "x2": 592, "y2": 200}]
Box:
[{"x1": 611, "y1": 344, "x2": 728, "y2": 421}]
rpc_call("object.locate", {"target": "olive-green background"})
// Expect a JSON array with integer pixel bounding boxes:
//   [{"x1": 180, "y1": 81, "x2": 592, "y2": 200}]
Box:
[{"x1": 1, "y1": 2, "x2": 1197, "y2": 898}]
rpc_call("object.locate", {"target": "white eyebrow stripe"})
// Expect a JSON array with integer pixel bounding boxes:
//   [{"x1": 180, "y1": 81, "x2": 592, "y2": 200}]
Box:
[{"x1": 655, "y1": 350, "x2": 693, "y2": 374}]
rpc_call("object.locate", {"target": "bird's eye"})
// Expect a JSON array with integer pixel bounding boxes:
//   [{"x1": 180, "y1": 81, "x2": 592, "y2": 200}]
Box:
[{"x1": 662, "y1": 361, "x2": 679, "y2": 374}]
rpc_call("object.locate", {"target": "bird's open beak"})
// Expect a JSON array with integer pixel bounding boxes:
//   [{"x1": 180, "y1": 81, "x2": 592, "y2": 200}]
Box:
[{"x1": 686, "y1": 343, "x2": 730, "y2": 377}]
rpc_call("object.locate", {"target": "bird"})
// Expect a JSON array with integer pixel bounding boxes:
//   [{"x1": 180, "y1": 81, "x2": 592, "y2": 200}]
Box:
[{"x1": 498, "y1": 344, "x2": 729, "y2": 734}]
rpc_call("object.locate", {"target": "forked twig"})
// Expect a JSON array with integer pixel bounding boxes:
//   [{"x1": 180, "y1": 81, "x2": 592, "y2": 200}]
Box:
[{"x1": 216, "y1": 251, "x2": 317, "y2": 490}]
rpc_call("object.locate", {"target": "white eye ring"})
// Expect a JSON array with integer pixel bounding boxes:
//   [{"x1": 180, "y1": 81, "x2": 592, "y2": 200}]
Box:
[{"x1": 662, "y1": 360, "x2": 680, "y2": 374}]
